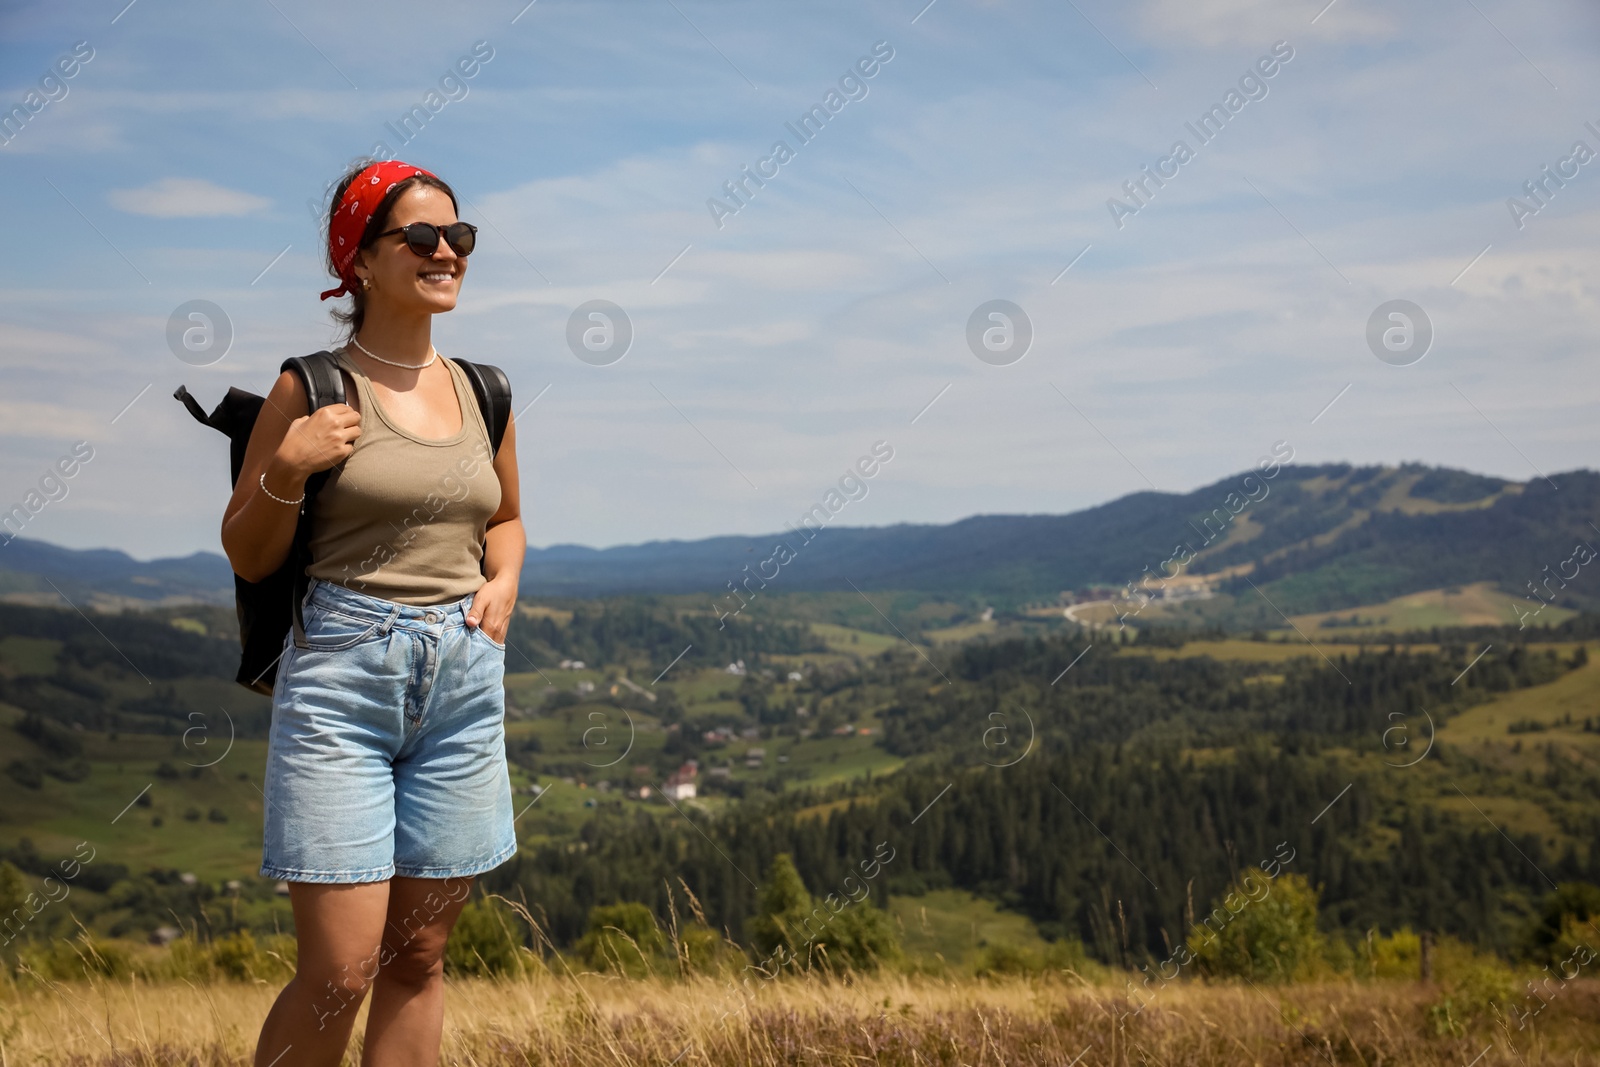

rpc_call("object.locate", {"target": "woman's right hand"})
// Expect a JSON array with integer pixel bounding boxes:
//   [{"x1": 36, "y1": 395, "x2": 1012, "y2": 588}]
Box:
[{"x1": 275, "y1": 403, "x2": 362, "y2": 477}]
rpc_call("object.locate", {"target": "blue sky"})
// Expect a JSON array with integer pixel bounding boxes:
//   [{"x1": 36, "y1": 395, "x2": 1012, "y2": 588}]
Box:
[{"x1": 1, "y1": 0, "x2": 1597, "y2": 559}]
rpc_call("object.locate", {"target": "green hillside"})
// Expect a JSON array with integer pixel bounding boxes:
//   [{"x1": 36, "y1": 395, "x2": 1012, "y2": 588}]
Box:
[{"x1": 6, "y1": 464, "x2": 1598, "y2": 622}]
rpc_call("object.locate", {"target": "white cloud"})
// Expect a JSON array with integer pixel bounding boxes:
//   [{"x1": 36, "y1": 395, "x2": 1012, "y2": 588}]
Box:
[
  {"x1": 0, "y1": 399, "x2": 103, "y2": 441},
  {"x1": 107, "y1": 178, "x2": 272, "y2": 218}
]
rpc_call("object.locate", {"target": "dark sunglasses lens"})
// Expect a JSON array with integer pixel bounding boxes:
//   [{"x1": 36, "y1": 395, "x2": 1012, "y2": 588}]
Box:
[
  {"x1": 403, "y1": 223, "x2": 441, "y2": 256},
  {"x1": 444, "y1": 222, "x2": 475, "y2": 256}
]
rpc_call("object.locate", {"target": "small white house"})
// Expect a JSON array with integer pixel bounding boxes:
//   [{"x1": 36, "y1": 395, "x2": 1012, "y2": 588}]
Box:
[{"x1": 663, "y1": 760, "x2": 699, "y2": 800}]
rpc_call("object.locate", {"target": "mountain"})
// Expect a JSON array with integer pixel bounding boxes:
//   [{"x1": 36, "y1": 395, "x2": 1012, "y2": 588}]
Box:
[
  {"x1": 0, "y1": 537, "x2": 235, "y2": 609},
  {"x1": 3, "y1": 462, "x2": 1597, "y2": 617}
]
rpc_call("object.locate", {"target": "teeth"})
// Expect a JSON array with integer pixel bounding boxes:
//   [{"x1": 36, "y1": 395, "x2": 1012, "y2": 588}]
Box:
[{"x1": 421, "y1": 273, "x2": 454, "y2": 281}]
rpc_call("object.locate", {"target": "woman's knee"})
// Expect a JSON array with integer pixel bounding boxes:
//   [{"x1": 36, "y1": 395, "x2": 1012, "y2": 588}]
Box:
[
  {"x1": 297, "y1": 944, "x2": 385, "y2": 1027},
  {"x1": 378, "y1": 932, "x2": 449, "y2": 988}
]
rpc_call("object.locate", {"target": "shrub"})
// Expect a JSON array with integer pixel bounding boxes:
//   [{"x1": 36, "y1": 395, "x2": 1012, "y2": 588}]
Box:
[
  {"x1": 578, "y1": 902, "x2": 667, "y2": 977},
  {"x1": 1524, "y1": 882, "x2": 1600, "y2": 968},
  {"x1": 974, "y1": 938, "x2": 1093, "y2": 978},
  {"x1": 1357, "y1": 926, "x2": 1422, "y2": 978},
  {"x1": 746, "y1": 853, "x2": 899, "y2": 974},
  {"x1": 16, "y1": 932, "x2": 133, "y2": 981},
  {"x1": 674, "y1": 922, "x2": 734, "y2": 976},
  {"x1": 42, "y1": 759, "x2": 90, "y2": 782},
  {"x1": 817, "y1": 900, "x2": 900, "y2": 973},
  {"x1": 160, "y1": 930, "x2": 294, "y2": 983},
  {"x1": 15, "y1": 713, "x2": 82, "y2": 759},
  {"x1": 1186, "y1": 871, "x2": 1324, "y2": 983},
  {"x1": 5, "y1": 761, "x2": 41, "y2": 790},
  {"x1": 444, "y1": 895, "x2": 532, "y2": 977},
  {"x1": 1428, "y1": 958, "x2": 1523, "y2": 1034}
]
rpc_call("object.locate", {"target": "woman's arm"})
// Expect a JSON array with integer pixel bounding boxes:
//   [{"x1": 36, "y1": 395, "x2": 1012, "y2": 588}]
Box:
[
  {"x1": 220, "y1": 370, "x2": 361, "y2": 583},
  {"x1": 466, "y1": 413, "x2": 523, "y2": 643}
]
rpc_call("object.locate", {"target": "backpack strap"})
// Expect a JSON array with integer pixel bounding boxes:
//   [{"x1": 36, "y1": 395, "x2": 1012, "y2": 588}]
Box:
[
  {"x1": 450, "y1": 358, "x2": 512, "y2": 456},
  {"x1": 172, "y1": 384, "x2": 211, "y2": 427},
  {"x1": 282, "y1": 350, "x2": 345, "y2": 415},
  {"x1": 278, "y1": 351, "x2": 345, "y2": 648}
]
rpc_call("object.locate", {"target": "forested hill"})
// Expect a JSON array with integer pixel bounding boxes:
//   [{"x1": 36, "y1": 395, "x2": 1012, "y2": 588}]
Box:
[
  {"x1": 511, "y1": 463, "x2": 1599, "y2": 613},
  {"x1": 5, "y1": 462, "x2": 1597, "y2": 616},
  {"x1": 489, "y1": 632, "x2": 1597, "y2": 960}
]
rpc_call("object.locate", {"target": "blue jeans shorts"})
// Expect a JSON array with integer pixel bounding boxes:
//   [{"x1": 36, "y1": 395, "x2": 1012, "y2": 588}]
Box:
[{"x1": 259, "y1": 576, "x2": 517, "y2": 884}]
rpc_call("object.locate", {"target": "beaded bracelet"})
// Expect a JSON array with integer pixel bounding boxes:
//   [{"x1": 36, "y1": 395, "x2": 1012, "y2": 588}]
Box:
[{"x1": 259, "y1": 470, "x2": 305, "y2": 506}]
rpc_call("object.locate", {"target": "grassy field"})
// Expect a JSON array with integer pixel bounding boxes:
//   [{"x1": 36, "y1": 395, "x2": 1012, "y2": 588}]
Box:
[
  {"x1": 0, "y1": 711, "x2": 271, "y2": 881},
  {"x1": 921, "y1": 618, "x2": 998, "y2": 644},
  {"x1": 1113, "y1": 638, "x2": 1354, "y2": 664},
  {"x1": 808, "y1": 622, "x2": 902, "y2": 657},
  {"x1": 1288, "y1": 581, "x2": 1577, "y2": 634},
  {"x1": 2, "y1": 971, "x2": 1596, "y2": 1065},
  {"x1": 887, "y1": 888, "x2": 1052, "y2": 969},
  {"x1": 1437, "y1": 644, "x2": 1600, "y2": 750}
]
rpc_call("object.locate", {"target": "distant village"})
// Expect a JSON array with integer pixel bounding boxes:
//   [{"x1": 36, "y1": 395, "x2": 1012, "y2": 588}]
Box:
[{"x1": 527, "y1": 656, "x2": 881, "y2": 807}]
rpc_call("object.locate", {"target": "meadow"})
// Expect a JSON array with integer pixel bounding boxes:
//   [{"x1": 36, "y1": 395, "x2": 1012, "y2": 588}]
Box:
[{"x1": 3, "y1": 968, "x2": 1597, "y2": 1065}]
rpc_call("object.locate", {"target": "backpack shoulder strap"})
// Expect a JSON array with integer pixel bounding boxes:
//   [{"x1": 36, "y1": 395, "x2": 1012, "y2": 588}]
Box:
[
  {"x1": 281, "y1": 350, "x2": 345, "y2": 414},
  {"x1": 277, "y1": 351, "x2": 346, "y2": 508},
  {"x1": 450, "y1": 358, "x2": 512, "y2": 457},
  {"x1": 275, "y1": 351, "x2": 345, "y2": 642}
]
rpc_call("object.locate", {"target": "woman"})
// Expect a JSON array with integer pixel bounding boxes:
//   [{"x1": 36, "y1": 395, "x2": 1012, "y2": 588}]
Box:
[{"x1": 220, "y1": 158, "x2": 523, "y2": 1067}]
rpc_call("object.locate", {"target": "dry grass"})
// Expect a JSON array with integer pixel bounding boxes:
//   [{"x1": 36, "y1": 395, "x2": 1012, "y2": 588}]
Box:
[{"x1": 2, "y1": 971, "x2": 1597, "y2": 1066}]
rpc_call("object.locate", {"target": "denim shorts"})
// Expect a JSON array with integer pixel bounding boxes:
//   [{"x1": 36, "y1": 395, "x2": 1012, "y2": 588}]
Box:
[{"x1": 259, "y1": 576, "x2": 517, "y2": 884}]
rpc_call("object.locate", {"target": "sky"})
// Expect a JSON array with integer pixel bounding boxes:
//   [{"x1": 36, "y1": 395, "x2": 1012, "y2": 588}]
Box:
[{"x1": 1, "y1": 0, "x2": 1597, "y2": 560}]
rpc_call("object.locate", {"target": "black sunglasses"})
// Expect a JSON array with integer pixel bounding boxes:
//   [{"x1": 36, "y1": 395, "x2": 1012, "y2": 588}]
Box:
[{"x1": 376, "y1": 221, "x2": 478, "y2": 258}]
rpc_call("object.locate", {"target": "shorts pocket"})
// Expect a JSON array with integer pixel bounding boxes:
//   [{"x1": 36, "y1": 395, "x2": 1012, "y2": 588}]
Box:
[
  {"x1": 471, "y1": 623, "x2": 506, "y2": 651},
  {"x1": 301, "y1": 603, "x2": 384, "y2": 651}
]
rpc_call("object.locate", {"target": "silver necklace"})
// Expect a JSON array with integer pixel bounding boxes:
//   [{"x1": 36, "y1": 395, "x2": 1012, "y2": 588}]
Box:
[{"x1": 351, "y1": 336, "x2": 437, "y2": 369}]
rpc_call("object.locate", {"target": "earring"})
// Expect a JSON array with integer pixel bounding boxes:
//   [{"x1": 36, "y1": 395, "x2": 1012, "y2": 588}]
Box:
[{"x1": 360, "y1": 277, "x2": 371, "y2": 291}]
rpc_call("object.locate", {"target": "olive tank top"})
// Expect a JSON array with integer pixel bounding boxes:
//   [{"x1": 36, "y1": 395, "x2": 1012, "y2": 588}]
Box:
[{"x1": 304, "y1": 347, "x2": 503, "y2": 606}]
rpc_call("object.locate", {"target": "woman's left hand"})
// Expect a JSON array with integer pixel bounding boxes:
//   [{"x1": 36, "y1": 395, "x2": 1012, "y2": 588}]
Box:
[{"x1": 466, "y1": 576, "x2": 516, "y2": 645}]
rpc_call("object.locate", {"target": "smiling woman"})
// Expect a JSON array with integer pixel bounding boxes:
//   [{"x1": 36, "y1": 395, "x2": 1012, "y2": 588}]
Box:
[{"x1": 214, "y1": 158, "x2": 526, "y2": 1067}]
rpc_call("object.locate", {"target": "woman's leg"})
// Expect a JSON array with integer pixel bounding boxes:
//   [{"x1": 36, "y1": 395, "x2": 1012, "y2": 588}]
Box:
[
  {"x1": 360, "y1": 875, "x2": 475, "y2": 1067},
  {"x1": 254, "y1": 881, "x2": 392, "y2": 1067}
]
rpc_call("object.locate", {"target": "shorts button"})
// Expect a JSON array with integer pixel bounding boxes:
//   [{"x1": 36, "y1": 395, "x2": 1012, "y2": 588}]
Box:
[{"x1": 425, "y1": 611, "x2": 441, "y2": 623}]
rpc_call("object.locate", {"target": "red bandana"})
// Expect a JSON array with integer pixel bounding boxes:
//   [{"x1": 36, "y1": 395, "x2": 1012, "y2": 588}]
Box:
[{"x1": 319, "y1": 159, "x2": 438, "y2": 301}]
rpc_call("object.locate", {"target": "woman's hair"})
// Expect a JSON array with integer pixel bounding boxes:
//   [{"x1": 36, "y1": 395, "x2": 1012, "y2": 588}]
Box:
[{"x1": 322, "y1": 158, "x2": 459, "y2": 345}]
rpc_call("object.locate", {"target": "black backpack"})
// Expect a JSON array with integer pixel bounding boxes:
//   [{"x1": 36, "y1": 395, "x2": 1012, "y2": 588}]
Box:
[{"x1": 175, "y1": 350, "x2": 512, "y2": 695}]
